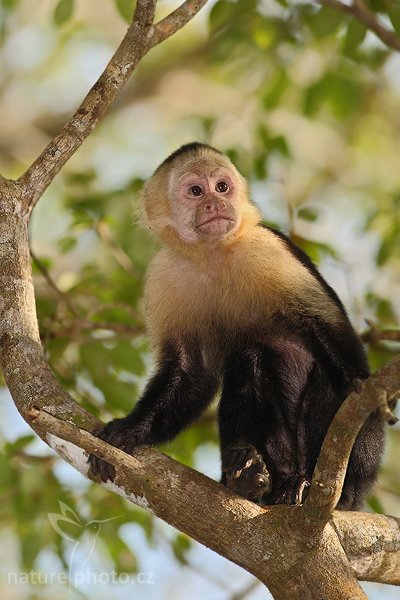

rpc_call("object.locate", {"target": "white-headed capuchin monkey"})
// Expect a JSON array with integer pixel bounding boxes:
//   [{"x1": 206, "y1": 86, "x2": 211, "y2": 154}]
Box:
[{"x1": 89, "y1": 142, "x2": 385, "y2": 509}]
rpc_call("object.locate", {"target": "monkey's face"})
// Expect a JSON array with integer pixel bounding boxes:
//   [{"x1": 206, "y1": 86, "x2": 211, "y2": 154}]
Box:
[
  {"x1": 170, "y1": 159, "x2": 242, "y2": 243},
  {"x1": 142, "y1": 148, "x2": 261, "y2": 249}
]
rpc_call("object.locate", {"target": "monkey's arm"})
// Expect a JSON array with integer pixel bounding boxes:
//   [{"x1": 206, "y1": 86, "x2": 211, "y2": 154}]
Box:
[
  {"x1": 265, "y1": 226, "x2": 369, "y2": 383},
  {"x1": 304, "y1": 313, "x2": 369, "y2": 387},
  {"x1": 89, "y1": 340, "x2": 218, "y2": 482},
  {"x1": 219, "y1": 347, "x2": 272, "y2": 501}
]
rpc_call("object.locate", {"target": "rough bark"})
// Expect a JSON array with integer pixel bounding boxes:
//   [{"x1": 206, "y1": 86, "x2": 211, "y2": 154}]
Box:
[
  {"x1": 23, "y1": 408, "x2": 400, "y2": 594},
  {"x1": 0, "y1": 2, "x2": 399, "y2": 598}
]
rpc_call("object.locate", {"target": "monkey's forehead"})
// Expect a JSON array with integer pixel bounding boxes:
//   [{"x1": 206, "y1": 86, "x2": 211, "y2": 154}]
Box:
[{"x1": 170, "y1": 157, "x2": 235, "y2": 179}]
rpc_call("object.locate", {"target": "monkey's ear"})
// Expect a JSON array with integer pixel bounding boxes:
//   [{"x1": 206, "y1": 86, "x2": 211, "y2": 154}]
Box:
[
  {"x1": 138, "y1": 171, "x2": 172, "y2": 240},
  {"x1": 135, "y1": 185, "x2": 149, "y2": 229}
]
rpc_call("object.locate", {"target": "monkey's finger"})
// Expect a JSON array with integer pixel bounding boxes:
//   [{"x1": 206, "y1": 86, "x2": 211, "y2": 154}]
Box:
[
  {"x1": 89, "y1": 454, "x2": 115, "y2": 483},
  {"x1": 226, "y1": 450, "x2": 254, "y2": 478},
  {"x1": 233, "y1": 468, "x2": 243, "y2": 479},
  {"x1": 295, "y1": 479, "x2": 310, "y2": 505}
]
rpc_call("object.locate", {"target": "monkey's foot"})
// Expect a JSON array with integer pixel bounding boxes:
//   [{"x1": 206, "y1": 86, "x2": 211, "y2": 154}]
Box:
[
  {"x1": 221, "y1": 443, "x2": 272, "y2": 502},
  {"x1": 88, "y1": 419, "x2": 141, "y2": 483},
  {"x1": 267, "y1": 476, "x2": 310, "y2": 506}
]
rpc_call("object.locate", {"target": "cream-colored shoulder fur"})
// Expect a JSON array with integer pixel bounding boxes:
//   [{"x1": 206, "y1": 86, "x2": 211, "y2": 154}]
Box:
[{"x1": 144, "y1": 226, "x2": 341, "y2": 350}]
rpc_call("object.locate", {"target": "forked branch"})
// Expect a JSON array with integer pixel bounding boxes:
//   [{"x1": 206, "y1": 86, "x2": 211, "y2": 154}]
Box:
[
  {"x1": 16, "y1": 0, "x2": 209, "y2": 214},
  {"x1": 23, "y1": 406, "x2": 400, "y2": 589}
]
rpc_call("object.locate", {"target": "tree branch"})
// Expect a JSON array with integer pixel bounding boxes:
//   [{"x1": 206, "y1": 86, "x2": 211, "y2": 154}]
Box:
[
  {"x1": 361, "y1": 321, "x2": 400, "y2": 344},
  {"x1": 302, "y1": 356, "x2": 400, "y2": 532},
  {"x1": 149, "y1": 0, "x2": 209, "y2": 47},
  {"x1": 23, "y1": 406, "x2": 400, "y2": 592},
  {"x1": 17, "y1": 0, "x2": 157, "y2": 213},
  {"x1": 15, "y1": 0, "x2": 209, "y2": 214},
  {"x1": 318, "y1": 0, "x2": 400, "y2": 53}
]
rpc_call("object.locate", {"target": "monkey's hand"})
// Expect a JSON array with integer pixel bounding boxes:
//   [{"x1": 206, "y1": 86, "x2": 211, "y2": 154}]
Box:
[
  {"x1": 88, "y1": 419, "x2": 142, "y2": 483},
  {"x1": 221, "y1": 442, "x2": 272, "y2": 503}
]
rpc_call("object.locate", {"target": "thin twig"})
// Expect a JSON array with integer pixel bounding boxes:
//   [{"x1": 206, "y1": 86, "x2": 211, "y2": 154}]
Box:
[
  {"x1": 150, "y1": 0, "x2": 209, "y2": 46},
  {"x1": 318, "y1": 0, "x2": 400, "y2": 53},
  {"x1": 43, "y1": 320, "x2": 145, "y2": 340},
  {"x1": 361, "y1": 320, "x2": 400, "y2": 344},
  {"x1": 231, "y1": 579, "x2": 261, "y2": 600},
  {"x1": 30, "y1": 248, "x2": 80, "y2": 317},
  {"x1": 95, "y1": 221, "x2": 140, "y2": 278}
]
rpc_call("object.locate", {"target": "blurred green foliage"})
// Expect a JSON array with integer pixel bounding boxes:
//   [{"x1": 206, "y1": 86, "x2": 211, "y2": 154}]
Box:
[{"x1": 0, "y1": 0, "x2": 399, "y2": 587}]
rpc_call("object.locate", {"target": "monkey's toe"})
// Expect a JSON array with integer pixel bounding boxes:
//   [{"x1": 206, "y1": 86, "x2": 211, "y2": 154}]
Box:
[
  {"x1": 221, "y1": 442, "x2": 261, "y2": 479},
  {"x1": 222, "y1": 443, "x2": 272, "y2": 502},
  {"x1": 226, "y1": 460, "x2": 272, "y2": 502},
  {"x1": 267, "y1": 476, "x2": 310, "y2": 506}
]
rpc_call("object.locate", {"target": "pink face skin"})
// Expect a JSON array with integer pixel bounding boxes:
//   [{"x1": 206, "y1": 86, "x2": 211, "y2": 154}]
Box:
[{"x1": 172, "y1": 167, "x2": 241, "y2": 243}]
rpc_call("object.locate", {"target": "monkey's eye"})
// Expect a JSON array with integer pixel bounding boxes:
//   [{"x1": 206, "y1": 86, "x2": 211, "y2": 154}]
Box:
[
  {"x1": 215, "y1": 180, "x2": 229, "y2": 193},
  {"x1": 188, "y1": 185, "x2": 204, "y2": 197}
]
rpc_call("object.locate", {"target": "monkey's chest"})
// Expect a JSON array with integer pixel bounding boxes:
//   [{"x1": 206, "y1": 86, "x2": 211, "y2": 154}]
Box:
[
  {"x1": 167, "y1": 267, "x2": 289, "y2": 338},
  {"x1": 145, "y1": 250, "x2": 309, "y2": 351}
]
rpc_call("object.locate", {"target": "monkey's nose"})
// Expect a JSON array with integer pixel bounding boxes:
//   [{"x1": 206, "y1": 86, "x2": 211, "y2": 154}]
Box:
[{"x1": 204, "y1": 199, "x2": 227, "y2": 212}]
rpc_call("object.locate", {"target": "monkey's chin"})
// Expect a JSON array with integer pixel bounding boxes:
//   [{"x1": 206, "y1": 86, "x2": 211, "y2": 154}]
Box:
[{"x1": 197, "y1": 217, "x2": 236, "y2": 238}]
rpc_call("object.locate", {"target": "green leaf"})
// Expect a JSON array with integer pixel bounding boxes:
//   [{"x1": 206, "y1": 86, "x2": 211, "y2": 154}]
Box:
[
  {"x1": 388, "y1": 5, "x2": 400, "y2": 35},
  {"x1": 365, "y1": 293, "x2": 396, "y2": 324},
  {"x1": 109, "y1": 341, "x2": 146, "y2": 375},
  {"x1": 31, "y1": 255, "x2": 53, "y2": 274},
  {"x1": 65, "y1": 170, "x2": 97, "y2": 186},
  {"x1": 20, "y1": 529, "x2": 43, "y2": 570},
  {"x1": 5, "y1": 435, "x2": 35, "y2": 455},
  {"x1": 58, "y1": 235, "x2": 77, "y2": 254},
  {"x1": 2, "y1": 0, "x2": 20, "y2": 9},
  {"x1": 292, "y1": 235, "x2": 338, "y2": 263},
  {"x1": 80, "y1": 341, "x2": 110, "y2": 381},
  {"x1": 100, "y1": 379, "x2": 136, "y2": 412},
  {"x1": 366, "y1": 0, "x2": 387, "y2": 11},
  {"x1": 376, "y1": 236, "x2": 397, "y2": 265},
  {"x1": 304, "y1": 72, "x2": 361, "y2": 118},
  {"x1": 252, "y1": 21, "x2": 278, "y2": 50},
  {"x1": 53, "y1": 0, "x2": 74, "y2": 26},
  {"x1": 343, "y1": 19, "x2": 367, "y2": 55},
  {"x1": 209, "y1": 0, "x2": 235, "y2": 32},
  {"x1": 367, "y1": 494, "x2": 384, "y2": 514},
  {"x1": 297, "y1": 207, "x2": 319, "y2": 223},
  {"x1": 307, "y1": 6, "x2": 344, "y2": 38},
  {"x1": 115, "y1": 0, "x2": 135, "y2": 23},
  {"x1": 262, "y1": 69, "x2": 288, "y2": 110},
  {"x1": 172, "y1": 533, "x2": 191, "y2": 565},
  {"x1": 269, "y1": 135, "x2": 290, "y2": 157}
]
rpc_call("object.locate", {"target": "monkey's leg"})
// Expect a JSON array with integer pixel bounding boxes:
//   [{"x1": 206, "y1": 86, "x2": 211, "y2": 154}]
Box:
[
  {"x1": 256, "y1": 342, "x2": 313, "y2": 506},
  {"x1": 89, "y1": 340, "x2": 218, "y2": 482},
  {"x1": 219, "y1": 347, "x2": 272, "y2": 502}
]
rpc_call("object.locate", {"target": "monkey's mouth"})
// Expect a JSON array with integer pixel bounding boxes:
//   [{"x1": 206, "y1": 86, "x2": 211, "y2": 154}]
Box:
[{"x1": 197, "y1": 215, "x2": 235, "y2": 228}]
